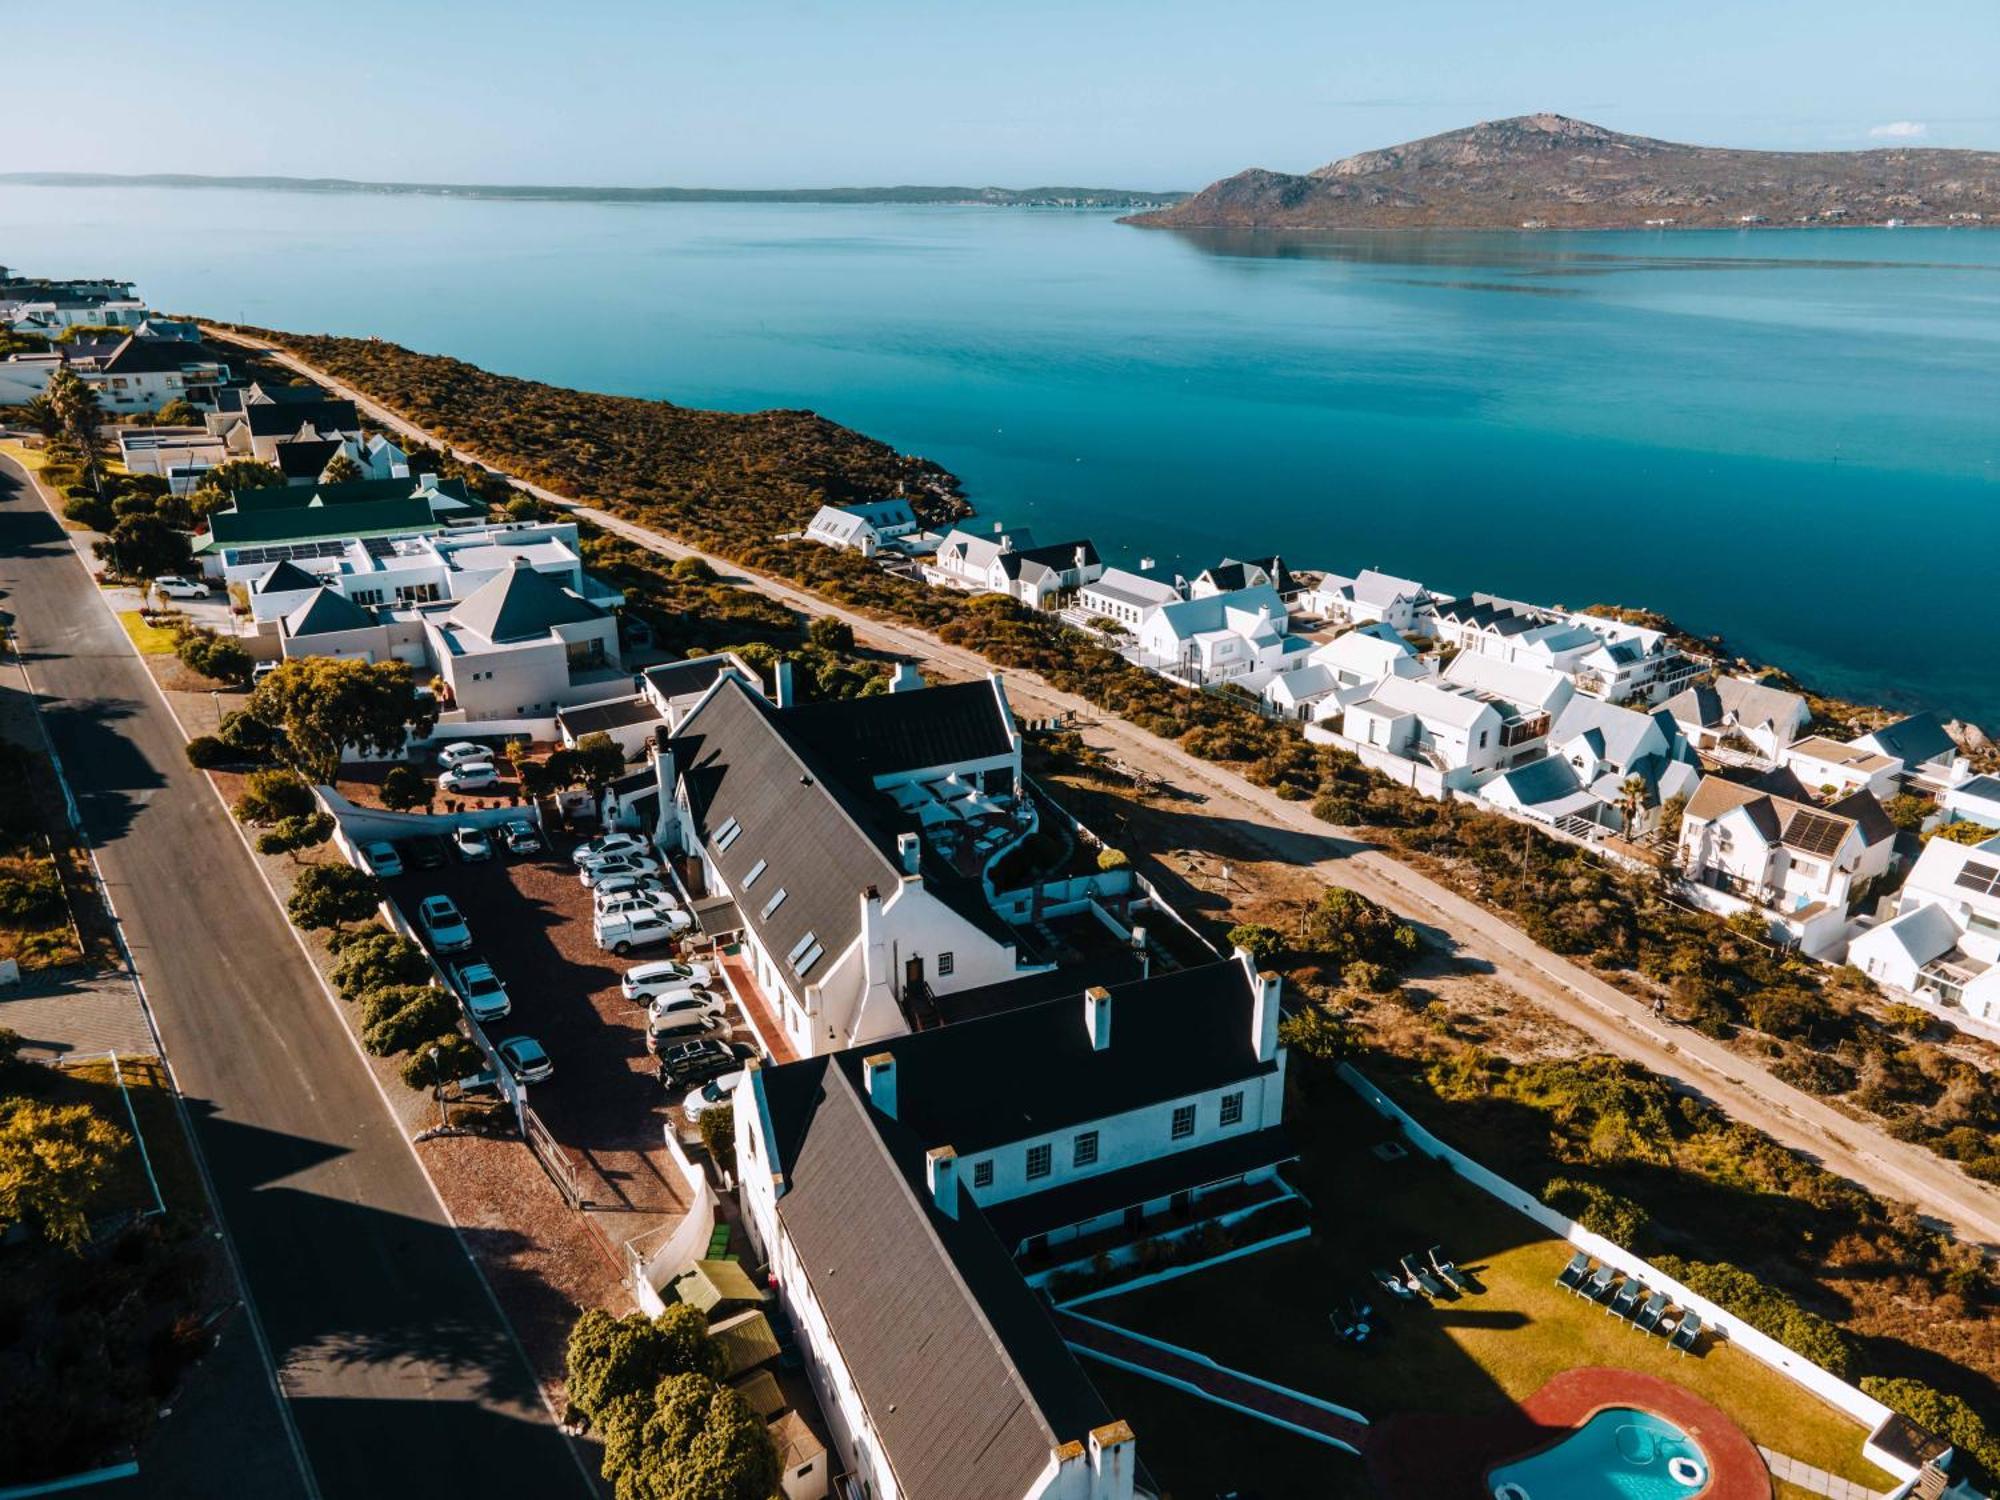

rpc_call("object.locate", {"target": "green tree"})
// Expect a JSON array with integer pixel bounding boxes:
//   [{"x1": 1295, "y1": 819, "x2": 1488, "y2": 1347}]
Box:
[
  {"x1": 565, "y1": 1306, "x2": 725, "y2": 1422},
  {"x1": 203, "y1": 458, "x2": 285, "y2": 495},
  {"x1": 599, "y1": 1374, "x2": 778, "y2": 1500},
  {"x1": 152, "y1": 397, "x2": 198, "y2": 426},
  {"x1": 20, "y1": 391, "x2": 62, "y2": 441},
  {"x1": 331, "y1": 931, "x2": 432, "y2": 999},
  {"x1": 697, "y1": 1102, "x2": 735, "y2": 1174},
  {"x1": 1929, "y1": 820, "x2": 1993, "y2": 846},
  {"x1": 360, "y1": 987, "x2": 457, "y2": 1057},
  {"x1": 248, "y1": 658, "x2": 438, "y2": 786},
  {"x1": 572, "y1": 732, "x2": 626, "y2": 791},
  {"x1": 668, "y1": 556, "x2": 716, "y2": 584},
  {"x1": 1225, "y1": 923, "x2": 1283, "y2": 963},
  {"x1": 0, "y1": 1098, "x2": 128, "y2": 1252},
  {"x1": 805, "y1": 615, "x2": 855, "y2": 653},
  {"x1": 255, "y1": 811, "x2": 335, "y2": 860},
  {"x1": 1277, "y1": 1006, "x2": 1355, "y2": 1062},
  {"x1": 232, "y1": 767, "x2": 317, "y2": 825},
  {"x1": 285, "y1": 863, "x2": 382, "y2": 932},
  {"x1": 1617, "y1": 773, "x2": 1649, "y2": 837},
  {"x1": 44, "y1": 366, "x2": 106, "y2": 496},
  {"x1": 320, "y1": 452, "x2": 364, "y2": 485},
  {"x1": 398, "y1": 1033, "x2": 485, "y2": 1092},
  {"x1": 93, "y1": 514, "x2": 193, "y2": 580},
  {"x1": 173, "y1": 626, "x2": 255, "y2": 686},
  {"x1": 378, "y1": 765, "x2": 429, "y2": 812},
  {"x1": 1300, "y1": 886, "x2": 1420, "y2": 984}
]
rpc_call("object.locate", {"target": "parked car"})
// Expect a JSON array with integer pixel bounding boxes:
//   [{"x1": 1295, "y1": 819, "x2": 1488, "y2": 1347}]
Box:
[
  {"x1": 502, "y1": 818, "x2": 542, "y2": 855},
  {"x1": 594, "y1": 907, "x2": 684, "y2": 955},
  {"x1": 435, "y1": 741, "x2": 489, "y2": 769},
  {"x1": 578, "y1": 853, "x2": 662, "y2": 888},
  {"x1": 600, "y1": 896, "x2": 692, "y2": 933},
  {"x1": 681, "y1": 1070, "x2": 744, "y2": 1123},
  {"x1": 497, "y1": 1035, "x2": 553, "y2": 1084},
  {"x1": 450, "y1": 960, "x2": 511, "y2": 1023},
  {"x1": 592, "y1": 884, "x2": 679, "y2": 916},
  {"x1": 620, "y1": 959, "x2": 715, "y2": 1002},
  {"x1": 152, "y1": 575, "x2": 208, "y2": 600},
  {"x1": 647, "y1": 992, "x2": 729, "y2": 1048},
  {"x1": 418, "y1": 894, "x2": 472, "y2": 953},
  {"x1": 591, "y1": 873, "x2": 669, "y2": 904},
  {"x1": 570, "y1": 831, "x2": 649, "y2": 867},
  {"x1": 252, "y1": 660, "x2": 280, "y2": 682},
  {"x1": 360, "y1": 840, "x2": 404, "y2": 878},
  {"x1": 657, "y1": 1037, "x2": 736, "y2": 1089},
  {"x1": 438, "y1": 762, "x2": 499, "y2": 795},
  {"x1": 452, "y1": 825, "x2": 494, "y2": 862},
  {"x1": 405, "y1": 834, "x2": 449, "y2": 871}
]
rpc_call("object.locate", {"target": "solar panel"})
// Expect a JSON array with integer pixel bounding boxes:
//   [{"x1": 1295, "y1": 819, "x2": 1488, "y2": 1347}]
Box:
[
  {"x1": 1781, "y1": 810, "x2": 1849, "y2": 859},
  {"x1": 1953, "y1": 861, "x2": 2000, "y2": 896}
]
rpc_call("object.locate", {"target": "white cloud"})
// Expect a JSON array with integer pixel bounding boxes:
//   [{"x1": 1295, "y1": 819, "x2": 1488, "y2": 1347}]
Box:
[{"x1": 1868, "y1": 121, "x2": 1927, "y2": 139}]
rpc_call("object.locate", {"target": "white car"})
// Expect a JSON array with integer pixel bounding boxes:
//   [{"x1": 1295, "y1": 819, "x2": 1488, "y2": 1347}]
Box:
[
  {"x1": 594, "y1": 907, "x2": 685, "y2": 955},
  {"x1": 592, "y1": 883, "x2": 676, "y2": 916},
  {"x1": 418, "y1": 894, "x2": 472, "y2": 953},
  {"x1": 647, "y1": 991, "x2": 728, "y2": 1041},
  {"x1": 152, "y1": 575, "x2": 208, "y2": 600},
  {"x1": 592, "y1": 872, "x2": 668, "y2": 902},
  {"x1": 438, "y1": 762, "x2": 500, "y2": 794},
  {"x1": 452, "y1": 825, "x2": 494, "y2": 862},
  {"x1": 681, "y1": 1070, "x2": 744, "y2": 1124},
  {"x1": 599, "y1": 894, "x2": 691, "y2": 929},
  {"x1": 497, "y1": 1035, "x2": 553, "y2": 1084},
  {"x1": 360, "y1": 840, "x2": 404, "y2": 878},
  {"x1": 436, "y1": 741, "x2": 489, "y2": 769},
  {"x1": 451, "y1": 961, "x2": 511, "y2": 1023},
  {"x1": 502, "y1": 819, "x2": 542, "y2": 855},
  {"x1": 570, "y1": 832, "x2": 649, "y2": 867},
  {"x1": 620, "y1": 959, "x2": 715, "y2": 1002},
  {"x1": 578, "y1": 853, "x2": 662, "y2": 889}
]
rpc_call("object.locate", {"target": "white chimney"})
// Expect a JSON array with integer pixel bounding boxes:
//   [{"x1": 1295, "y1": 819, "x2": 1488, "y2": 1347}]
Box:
[
  {"x1": 390, "y1": 461, "x2": 410, "y2": 479},
  {"x1": 861, "y1": 1052, "x2": 897, "y2": 1119},
  {"x1": 1253, "y1": 968, "x2": 1282, "y2": 1063},
  {"x1": 889, "y1": 662, "x2": 923, "y2": 694},
  {"x1": 773, "y1": 658, "x2": 795, "y2": 709},
  {"x1": 1084, "y1": 986, "x2": 1112, "y2": 1051},
  {"x1": 1073, "y1": 544, "x2": 1088, "y2": 571},
  {"x1": 925, "y1": 1145, "x2": 958, "y2": 1218},
  {"x1": 998, "y1": 533, "x2": 1015, "y2": 554},
  {"x1": 896, "y1": 831, "x2": 922, "y2": 875},
  {"x1": 1087, "y1": 1421, "x2": 1136, "y2": 1500}
]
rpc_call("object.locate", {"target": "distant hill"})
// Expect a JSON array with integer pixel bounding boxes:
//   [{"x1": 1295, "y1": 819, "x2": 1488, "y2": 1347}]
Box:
[
  {"x1": 1125, "y1": 114, "x2": 2000, "y2": 229},
  {"x1": 0, "y1": 171, "x2": 1187, "y2": 211}
]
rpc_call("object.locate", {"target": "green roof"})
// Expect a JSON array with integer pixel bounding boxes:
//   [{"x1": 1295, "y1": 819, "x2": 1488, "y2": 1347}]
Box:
[
  {"x1": 708, "y1": 1309, "x2": 780, "y2": 1379},
  {"x1": 667, "y1": 1258, "x2": 766, "y2": 1315},
  {"x1": 198, "y1": 496, "x2": 438, "y2": 553}
]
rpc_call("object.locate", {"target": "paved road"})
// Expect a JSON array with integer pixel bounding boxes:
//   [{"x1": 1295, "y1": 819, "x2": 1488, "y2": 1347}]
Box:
[{"x1": 0, "y1": 459, "x2": 594, "y2": 1500}]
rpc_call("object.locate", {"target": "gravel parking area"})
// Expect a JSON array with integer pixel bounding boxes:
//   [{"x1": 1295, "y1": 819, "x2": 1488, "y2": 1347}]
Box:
[{"x1": 385, "y1": 830, "x2": 742, "y2": 1230}]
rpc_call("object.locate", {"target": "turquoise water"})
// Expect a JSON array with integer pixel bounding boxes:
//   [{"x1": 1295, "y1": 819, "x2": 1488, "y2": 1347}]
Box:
[
  {"x1": 1489, "y1": 1406, "x2": 1710, "y2": 1500},
  {"x1": 4, "y1": 186, "x2": 1996, "y2": 719}
]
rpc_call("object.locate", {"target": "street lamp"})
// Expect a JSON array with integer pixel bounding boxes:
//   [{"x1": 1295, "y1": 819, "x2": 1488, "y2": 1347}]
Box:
[{"x1": 428, "y1": 1044, "x2": 449, "y2": 1130}]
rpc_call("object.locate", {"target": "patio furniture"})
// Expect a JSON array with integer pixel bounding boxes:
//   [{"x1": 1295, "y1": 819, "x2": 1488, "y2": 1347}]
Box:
[
  {"x1": 1609, "y1": 1280, "x2": 1644, "y2": 1320},
  {"x1": 1583, "y1": 1266, "x2": 1617, "y2": 1302},
  {"x1": 1556, "y1": 1251, "x2": 1590, "y2": 1293},
  {"x1": 1372, "y1": 1269, "x2": 1416, "y2": 1302},
  {"x1": 1669, "y1": 1313, "x2": 1703, "y2": 1355},
  {"x1": 1400, "y1": 1255, "x2": 1447, "y2": 1299},
  {"x1": 1635, "y1": 1291, "x2": 1670, "y2": 1334},
  {"x1": 1429, "y1": 1245, "x2": 1474, "y2": 1294}
]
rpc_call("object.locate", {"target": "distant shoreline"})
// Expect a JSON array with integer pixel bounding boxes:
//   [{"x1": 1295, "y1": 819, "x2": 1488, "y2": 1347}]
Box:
[{"x1": 0, "y1": 172, "x2": 1188, "y2": 211}]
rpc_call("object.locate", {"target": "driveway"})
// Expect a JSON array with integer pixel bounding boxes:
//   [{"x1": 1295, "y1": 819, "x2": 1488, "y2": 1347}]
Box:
[{"x1": 0, "y1": 456, "x2": 595, "y2": 1500}]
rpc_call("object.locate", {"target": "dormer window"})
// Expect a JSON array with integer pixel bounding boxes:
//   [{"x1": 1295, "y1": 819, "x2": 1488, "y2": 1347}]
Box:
[{"x1": 715, "y1": 816, "x2": 742, "y2": 851}]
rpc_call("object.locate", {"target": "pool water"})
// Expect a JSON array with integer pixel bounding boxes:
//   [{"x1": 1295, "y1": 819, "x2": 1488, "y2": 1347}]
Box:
[{"x1": 1489, "y1": 1407, "x2": 1710, "y2": 1500}]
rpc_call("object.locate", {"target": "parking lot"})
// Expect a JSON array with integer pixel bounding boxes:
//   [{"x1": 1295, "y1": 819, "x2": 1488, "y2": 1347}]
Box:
[{"x1": 379, "y1": 824, "x2": 754, "y2": 1220}]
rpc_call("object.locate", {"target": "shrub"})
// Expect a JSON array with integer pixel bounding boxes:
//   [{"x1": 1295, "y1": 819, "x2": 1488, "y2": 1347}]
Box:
[
  {"x1": 184, "y1": 735, "x2": 231, "y2": 769},
  {"x1": 1651, "y1": 1254, "x2": 1857, "y2": 1379},
  {"x1": 1225, "y1": 923, "x2": 1283, "y2": 962},
  {"x1": 61, "y1": 496, "x2": 113, "y2": 530},
  {"x1": 669, "y1": 556, "x2": 716, "y2": 584},
  {"x1": 699, "y1": 1102, "x2": 736, "y2": 1173},
  {"x1": 285, "y1": 863, "x2": 381, "y2": 931},
  {"x1": 1543, "y1": 1176, "x2": 1650, "y2": 1246},
  {"x1": 1278, "y1": 1006, "x2": 1355, "y2": 1063},
  {"x1": 173, "y1": 628, "x2": 255, "y2": 686},
  {"x1": 378, "y1": 765, "x2": 429, "y2": 812},
  {"x1": 1311, "y1": 792, "x2": 1362, "y2": 825},
  {"x1": 398, "y1": 1034, "x2": 485, "y2": 1091},
  {"x1": 256, "y1": 811, "x2": 334, "y2": 858},
  {"x1": 233, "y1": 768, "x2": 316, "y2": 825},
  {"x1": 1095, "y1": 847, "x2": 1129, "y2": 873},
  {"x1": 360, "y1": 987, "x2": 457, "y2": 1057},
  {"x1": 331, "y1": 932, "x2": 431, "y2": 999},
  {"x1": 1770, "y1": 1050, "x2": 1856, "y2": 1096}
]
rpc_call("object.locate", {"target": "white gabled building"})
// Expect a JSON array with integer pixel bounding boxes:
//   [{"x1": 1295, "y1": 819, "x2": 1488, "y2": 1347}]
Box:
[
  {"x1": 804, "y1": 498, "x2": 919, "y2": 556},
  {"x1": 1261, "y1": 621, "x2": 1430, "y2": 723},
  {"x1": 928, "y1": 528, "x2": 1103, "y2": 608},
  {"x1": 1663, "y1": 676, "x2": 1812, "y2": 766},
  {"x1": 736, "y1": 952, "x2": 1298, "y2": 1500},
  {"x1": 1306, "y1": 568, "x2": 1436, "y2": 634},
  {"x1": 1783, "y1": 735, "x2": 1903, "y2": 801},
  {"x1": 1134, "y1": 584, "x2": 1309, "y2": 688},
  {"x1": 1849, "y1": 831, "x2": 2000, "y2": 1024},
  {"x1": 1077, "y1": 568, "x2": 1183, "y2": 632}
]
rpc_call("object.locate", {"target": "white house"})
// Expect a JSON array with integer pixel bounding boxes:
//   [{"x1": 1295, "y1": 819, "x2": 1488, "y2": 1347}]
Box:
[
  {"x1": 1, "y1": 334, "x2": 231, "y2": 414},
  {"x1": 1188, "y1": 555, "x2": 1302, "y2": 601},
  {"x1": 1077, "y1": 568, "x2": 1183, "y2": 632},
  {"x1": 1851, "y1": 713, "x2": 1963, "y2": 792},
  {"x1": 1135, "y1": 585, "x2": 1309, "y2": 688},
  {"x1": 1306, "y1": 569, "x2": 1436, "y2": 634},
  {"x1": 927, "y1": 528, "x2": 1103, "y2": 607},
  {"x1": 116, "y1": 426, "x2": 228, "y2": 492},
  {"x1": 1261, "y1": 621, "x2": 1429, "y2": 723},
  {"x1": 1663, "y1": 676, "x2": 1812, "y2": 766},
  {"x1": 1942, "y1": 775, "x2": 2000, "y2": 833},
  {"x1": 1848, "y1": 832, "x2": 2000, "y2": 1023},
  {"x1": 803, "y1": 498, "x2": 919, "y2": 557},
  {"x1": 205, "y1": 382, "x2": 362, "y2": 460},
  {"x1": 1440, "y1": 652, "x2": 1574, "y2": 759},
  {"x1": 735, "y1": 952, "x2": 1295, "y2": 1500},
  {"x1": 1341, "y1": 674, "x2": 1510, "y2": 784},
  {"x1": 1677, "y1": 777, "x2": 1898, "y2": 955},
  {"x1": 6, "y1": 293, "x2": 149, "y2": 335},
  {"x1": 1480, "y1": 696, "x2": 1698, "y2": 832},
  {"x1": 1783, "y1": 735, "x2": 1903, "y2": 801}
]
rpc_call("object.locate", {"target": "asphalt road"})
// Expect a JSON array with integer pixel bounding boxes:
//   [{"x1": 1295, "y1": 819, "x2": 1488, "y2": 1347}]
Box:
[{"x1": 0, "y1": 459, "x2": 593, "y2": 1500}]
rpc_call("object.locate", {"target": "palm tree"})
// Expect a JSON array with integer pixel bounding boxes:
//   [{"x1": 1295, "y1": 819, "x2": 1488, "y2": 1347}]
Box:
[
  {"x1": 45, "y1": 367, "x2": 107, "y2": 497},
  {"x1": 1618, "y1": 773, "x2": 1650, "y2": 837},
  {"x1": 320, "y1": 451, "x2": 364, "y2": 485},
  {"x1": 20, "y1": 393, "x2": 61, "y2": 441}
]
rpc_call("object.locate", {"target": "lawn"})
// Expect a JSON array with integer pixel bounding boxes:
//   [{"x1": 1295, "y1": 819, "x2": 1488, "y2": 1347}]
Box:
[
  {"x1": 1090, "y1": 1080, "x2": 1896, "y2": 1500},
  {"x1": 117, "y1": 610, "x2": 181, "y2": 655},
  {"x1": 39, "y1": 1054, "x2": 198, "y2": 1222}
]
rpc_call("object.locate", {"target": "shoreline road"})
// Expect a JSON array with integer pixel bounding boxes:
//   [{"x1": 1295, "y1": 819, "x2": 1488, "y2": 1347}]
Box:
[
  {"x1": 0, "y1": 458, "x2": 595, "y2": 1500},
  {"x1": 214, "y1": 331, "x2": 2000, "y2": 1252}
]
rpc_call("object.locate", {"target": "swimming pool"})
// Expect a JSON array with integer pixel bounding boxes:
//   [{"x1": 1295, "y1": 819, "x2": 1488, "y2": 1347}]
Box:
[{"x1": 1489, "y1": 1407, "x2": 1711, "y2": 1500}]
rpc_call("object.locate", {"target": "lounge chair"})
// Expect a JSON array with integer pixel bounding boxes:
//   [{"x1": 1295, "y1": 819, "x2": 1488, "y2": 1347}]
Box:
[
  {"x1": 1430, "y1": 1246, "x2": 1474, "y2": 1294},
  {"x1": 1372, "y1": 1268, "x2": 1416, "y2": 1302},
  {"x1": 1584, "y1": 1266, "x2": 1617, "y2": 1302},
  {"x1": 1635, "y1": 1291, "x2": 1670, "y2": 1334},
  {"x1": 1555, "y1": 1251, "x2": 1590, "y2": 1293},
  {"x1": 1609, "y1": 1280, "x2": 1644, "y2": 1320},
  {"x1": 1400, "y1": 1255, "x2": 1447, "y2": 1299},
  {"x1": 1669, "y1": 1313, "x2": 1703, "y2": 1355}
]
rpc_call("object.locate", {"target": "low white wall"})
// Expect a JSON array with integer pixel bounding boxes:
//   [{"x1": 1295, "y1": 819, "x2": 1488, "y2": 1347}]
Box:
[
  {"x1": 321, "y1": 787, "x2": 538, "y2": 844},
  {"x1": 1336, "y1": 1063, "x2": 1909, "y2": 1476},
  {"x1": 632, "y1": 1129, "x2": 719, "y2": 1316},
  {"x1": 1304, "y1": 728, "x2": 1449, "y2": 798}
]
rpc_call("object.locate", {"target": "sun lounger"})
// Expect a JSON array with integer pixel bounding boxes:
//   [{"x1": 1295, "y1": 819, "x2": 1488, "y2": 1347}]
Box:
[
  {"x1": 1669, "y1": 1313, "x2": 1703, "y2": 1354},
  {"x1": 1429, "y1": 1246, "x2": 1474, "y2": 1294},
  {"x1": 1584, "y1": 1266, "x2": 1617, "y2": 1302},
  {"x1": 1400, "y1": 1255, "x2": 1447, "y2": 1299},
  {"x1": 1556, "y1": 1251, "x2": 1590, "y2": 1293},
  {"x1": 1372, "y1": 1268, "x2": 1416, "y2": 1301},
  {"x1": 1609, "y1": 1280, "x2": 1643, "y2": 1319},
  {"x1": 1635, "y1": 1291, "x2": 1670, "y2": 1334}
]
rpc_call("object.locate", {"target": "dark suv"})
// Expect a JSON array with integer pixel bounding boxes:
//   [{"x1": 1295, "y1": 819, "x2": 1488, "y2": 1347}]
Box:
[{"x1": 658, "y1": 1037, "x2": 736, "y2": 1090}]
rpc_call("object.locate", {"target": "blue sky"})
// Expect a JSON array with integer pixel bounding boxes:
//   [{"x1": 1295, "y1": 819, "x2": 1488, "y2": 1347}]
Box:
[{"x1": 9, "y1": 0, "x2": 1997, "y2": 187}]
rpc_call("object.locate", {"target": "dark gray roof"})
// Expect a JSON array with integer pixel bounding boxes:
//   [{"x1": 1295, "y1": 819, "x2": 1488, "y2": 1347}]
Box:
[
  {"x1": 997, "y1": 539, "x2": 1100, "y2": 580},
  {"x1": 448, "y1": 559, "x2": 607, "y2": 643},
  {"x1": 1663, "y1": 681, "x2": 1723, "y2": 728},
  {"x1": 252, "y1": 560, "x2": 320, "y2": 595},
  {"x1": 1957, "y1": 774, "x2": 2000, "y2": 800},
  {"x1": 284, "y1": 588, "x2": 374, "y2": 637},
  {"x1": 244, "y1": 396, "x2": 358, "y2": 436},
  {"x1": 1866, "y1": 712, "x2": 1955, "y2": 768},
  {"x1": 781, "y1": 678, "x2": 1015, "y2": 779},
  {"x1": 273, "y1": 436, "x2": 341, "y2": 479},
  {"x1": 96, "y1": 335, "x2": 229, "y2": 376},
  {"x1": 557, "y1": 694, "x2": 662, "y2": 737},
  {"x1": 643, "y1": 655, "x2": 740, "y2": 701}
]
